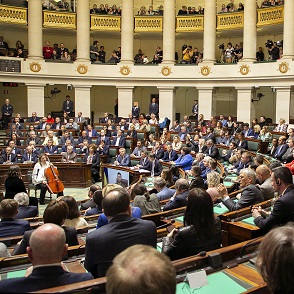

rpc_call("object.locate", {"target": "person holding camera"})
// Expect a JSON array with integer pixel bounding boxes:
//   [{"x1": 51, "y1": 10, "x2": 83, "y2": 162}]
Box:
[
  {"x1": 181, "y1": 45, "x2": 193, "y2": 64},
  {"x1": 269, "y1": 42, "x2": 280, "y2": 60}
]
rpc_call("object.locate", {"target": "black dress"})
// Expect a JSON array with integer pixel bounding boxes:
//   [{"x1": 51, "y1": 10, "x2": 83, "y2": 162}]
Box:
[{"x1": 4, "y1": 177, "x2": 26, "y2": 199}]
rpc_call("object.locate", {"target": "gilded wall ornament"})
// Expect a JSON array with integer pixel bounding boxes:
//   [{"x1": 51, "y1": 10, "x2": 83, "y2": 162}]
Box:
[
  {"x1": 239, "y1": 64, "x2": 250, "y2": 75},
  {"x1": 161, "y1": 66, "x2": 171, "y2": 76},
  {"x1": 77, "y1": 64, "x2": 88, "y2": 74},
  {"x1": 278, "y1": 62, "x2": 289, "y2": 74},
  {"x1": 200, "y1": 66, "x2": 211, "y2": 76},
  {"x1": 29, "y1": 62, "x2": 41, "y2": 73},
  {"x1": 120, "y1": 65, "x2": 131, "y2": 75}
]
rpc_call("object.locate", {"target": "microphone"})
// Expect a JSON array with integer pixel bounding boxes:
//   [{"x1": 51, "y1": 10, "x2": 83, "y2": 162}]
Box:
[
  {"x1": 197, "y1": 251, "x2": 206, "y2": 257},
  {"x1": 156, "y1": 219, "x2": 175, "y2": 230},
  {"x1": 239, "y1": 236, "x2": 263, "y2": 258}
]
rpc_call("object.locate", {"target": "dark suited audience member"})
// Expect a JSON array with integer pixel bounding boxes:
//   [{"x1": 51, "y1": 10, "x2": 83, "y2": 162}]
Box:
[
  {"x1": 4, "y1": 165, "x2": 27, "y2": 199},
  {"x1": 0, "y1": 199, "x2": 31, "y2": 238},
  {"x1": 84, "y1": 190, "x2": 103, "y2": 216},
  {"x1": 189, "y1": 166, "x2": 205, "y2": 189},
  {"x1": 14, "y1": 192, "x2": 38, "y2": 219},
  {"x1": 163, "y1": 179, "x2": 190, "y2": 211},
  {"x1": 106, "y1": 244, "x2": 176, "y2": 294},
  {"x1": 256, "y1": 225, "x2": 294, "y2": 294},
  {"x1": 255, "y1": 164, "x2": 275, "y2": 200},
  {"x1": 0, "y1": 224, "x2": 93, "y2": 292},
  {"x1": 153, "y1": 177, "x2": 175, "y2": 201},
  {"x1": 13, "y1": 199, "x2": 79, "y2": 255},
  {"x1": 218, "y1": 168, "x2": 264, "y2": 211},
  {"x1": 83, "y1": 144, "x2": 101, "y2": 183},
  {"x1": 162, "y1": 188, "x2": 222, "y2": 260},
  {"x1": 85, "y1": 188, "x2": 157, "y2": 278},
  {"x1": 80, "y1": 184, "x2": 100, "y2": 210}
]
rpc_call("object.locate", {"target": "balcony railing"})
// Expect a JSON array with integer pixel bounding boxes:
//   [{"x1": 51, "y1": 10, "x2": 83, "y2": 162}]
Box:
[
  {"x1": 43, "y1": 10, "x2": 76, "y2": 29},
  {"x1": 217, "y1": 12, "x2": 244, "y2": 30},
  {"x1": 90, "y1": 15, "x2": 120, "y2": 31},
  {"x1": 257, "y1": 6, "x2": 284, "y2": 26},
  {"x1": 134, "y1": 16, "x2": 162, "y2": 33},
  {"x1": 0, "y1": 4, "x2": 27, "y2": 25},
  {"x1": 176, "y1": 15, "x2": 204, "y2": 32}
]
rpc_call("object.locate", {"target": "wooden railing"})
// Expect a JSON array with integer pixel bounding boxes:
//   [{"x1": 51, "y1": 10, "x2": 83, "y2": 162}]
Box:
[
  {"x1": 134, "y1": 16, "x2": 163, "y2": 33},
  {"x1": 217, "y1": 12, "x2": 244, "y2": 30},
  {"x1": 176, "y1": 15, "x2": 204, "y2": 32},
  {"x1": 257, "y1": 6, "x2": 284, "y2": 26},
  {"x1": 90, "y1": 15, "x2": 120, "y2": 31},
  {"x1": 0, "y1": 4, "x2": 27, "y2": 25},
  {"x1": 43, "y1": 10, "x2": 76, "y2": 29}
]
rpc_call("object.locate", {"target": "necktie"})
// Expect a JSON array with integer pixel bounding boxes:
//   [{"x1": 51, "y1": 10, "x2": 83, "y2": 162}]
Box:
[
  {"x1": 79, "y1": 117, "x2": 81, "y2": 122},
  {"x1": 8, "y1": 155, "x2": 11, "y2": 162},
  {"x1": 29, "y1": 154, "x2": 31, "y2": 161},
  {"x1": 151, "y1": 162, "x2": 155, "y2": 176}
]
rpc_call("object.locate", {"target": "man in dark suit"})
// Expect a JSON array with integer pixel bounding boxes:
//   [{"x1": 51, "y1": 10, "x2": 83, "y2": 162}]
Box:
[
  {"x1": 36, "y1": 117, "x2": 48, "y2": 130},
  {"x1": 273, "y1": 136, "x2": 288, "y2": 161},
  {"x1": 26, "y1": 131, "x2": 42, "y2": 146},
  {"x1": 100, "y1": 112, "x2": 109, "y2": 124},
  {"x1": 7, "y1": 140, "x2": 22, "y2": 158},
  {"x1": 14, "y1": 192, "x2": 38, "y2": 219},
  {"x1": 57, "y1": 42, "x2": 69, "y2": 59},
  {"x1": 160, "y1": 144, "x2": 178, "y2": 162},
  {"x1": 136, "y1": 150, "x2": 150, "y2": 170},
  {"x1": 84, "y1": 188, "x2": 157, "y2": 278},
  {"x1": 0, "y1": 147, "x2": 17, "y2": 164},
  {"x1": 1, "y1": 98, "x2": 13, "y2": 129},
  {"x1": 0, "y1": 199, "x2": 31, "y2": 238},
  {"x1": 149, "y1": 97, "x2": 159, "y2": 116},
  {"x1": 203, "y1": 127, "x2": 215, "y2": 143},
  {"x1": 114, "y1": 148, "x2": 130, "y2": 167},
  {"x1": 203, "y1": 139, "x2": 220, "y2": 160},
  {"x1": 43, "y1": 139, "x2": 58, "y2": 155},
  {"x1": 178, "y1": 125, "x2": 188, "y2": 141},
  {"x1": 75, "y1": 112, "x2": 86, "y2": 123},
  {"x1": 27, "y1": 111, "x2": 40, "y2": 123},
  {"x1": 253, "y1": 167, "x2": 294, "y2": 233},
  {"x1": 51, "y1": 117, "x2": 62, "y2": 130},
  {"x1": 218, "y1": 168, "x2": 264, "y2": 211},
  {"x1": 86, "y1": 124, "x2": 98, "y2": 138},
  {"x1": 242, "y1": 123, "x2": 255, "y2": 138},
  {"x1": 96, "y1": 129, "x2": 110, "y2": 146},
  {"x1": 80, "y1": 184, "x2": 100, "y2": 210},
  {"x1": 192, "y1": 99, "x2": 198, "y2": 119},
  {"x1": 112, "y1": 129, "x2": 126, "y2": 148},
  {"x1": 132, "y1": 102, "x2": 140, "y2": 118},
  {"x1": 163, "y1": 179, "x2": 190, "y2": 211},
  {"x1": 0, "y1": 223, "x2": 93, "y2": 292},
  {"x1": 152, "y1": 141, "x2": 164, "y2": 160},
  {"x1": 148, "y1": 153, "x2": 163, "y2": 176},
  {"x1": 0, "y1": 36, "x2": 9, "y2": 49},
  {"x1": 22, "y1": 146, "x2": 38, "y2": 163},
  {"x1": 62, "y1": 95, "x2": 74, "y2": 116}
]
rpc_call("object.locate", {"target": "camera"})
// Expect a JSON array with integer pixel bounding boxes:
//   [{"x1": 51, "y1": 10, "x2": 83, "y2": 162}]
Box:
[
  {"x1": 50, "y1": 87, "x2": 61, "y2": 95},
  {"x1": 276, "y1": 40, "x2": 283, "y2": 47},
  {"x1": 182, "y1": 44, "x2": 187, "y2": 51},
  {"x1": 265, "y1": 40, "x2": 273, "y2": 49},
  {"x1": 218, "y1": 43, "x2": 225, "y2": 50}
]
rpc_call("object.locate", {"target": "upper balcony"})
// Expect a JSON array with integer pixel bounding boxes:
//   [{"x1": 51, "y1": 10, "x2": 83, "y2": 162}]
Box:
[{"x1": 0, "y1": 4, "x2": 285, "y2": 33}]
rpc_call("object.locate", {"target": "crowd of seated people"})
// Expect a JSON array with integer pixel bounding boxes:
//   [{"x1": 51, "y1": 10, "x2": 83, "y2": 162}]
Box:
[
  {"x1": 178, "y1": 5, "x2": 204, "y2": 15},
  {"x1": 259, "y1": 0, "x2": 284, "y2": 8},
  {"x1": 90, "y1": 3, "x2": 121, "y2": 15},
  {"x1": 0, "y1": 37, "x2": 28, "y2": 58},
  {"x1": 137, "y1": 5, "x2": 163, "y2": 16},
  {"x1": 43, "y1": 40, "x2": 76, "y2": 61},
  {"x1": 42, "y1": 0, "x2": 73, "y2": 11}
]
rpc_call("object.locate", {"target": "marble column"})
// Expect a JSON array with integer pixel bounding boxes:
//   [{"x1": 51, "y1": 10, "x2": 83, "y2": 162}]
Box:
[
  {"x1": 162, "y1": 0, "x2": 175, "y2": 63},
  {"x1": 197, "y1": 87, "x2": 213, "y2": 120},
  {"x1": 158, "y1": 87, "x2": 175, "y2": 121},
  {"x1": 27, "y1": 0, "x2": 43, "y2": 59},
  {"x1": 242, "y1": 0, "x2": 257, "y2": 62},
  {"x1": 282, "y1": 0, "x2": 294, "y2": 60},
  {"x1": 236, "y1": 87, "x2": 253, "y2": 123},
  {"x1": 26, "y1": 84, "x2": 45, "y2": 117},
  {"x1": 76, "y1": 0, "x2": 90, "y2": 62},
  {"x1": 117, "y1": 86, "x2": 134, "y2": 117},
  {"x1": 120, "y1": 0, "x2": 134, "y2": 63},
  {"x1": 74, "y1": 86, "x2": 91, "y2": 118},
  {"x1": 275, "y1": 87, "x2": 291, "y2": 124},
  {"x1": 202, "y1": 0, "x2": 216, "y2": 64}
]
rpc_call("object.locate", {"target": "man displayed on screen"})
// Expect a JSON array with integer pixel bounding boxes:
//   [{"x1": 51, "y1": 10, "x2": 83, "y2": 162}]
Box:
[{"x1": 116, "y1": 172, "x2": 128, "y2": 188}]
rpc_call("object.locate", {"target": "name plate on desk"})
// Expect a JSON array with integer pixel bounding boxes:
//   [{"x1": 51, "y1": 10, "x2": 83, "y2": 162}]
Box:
[{"x1": 187, "y1": 270, "x2": 208, "y2": 289}]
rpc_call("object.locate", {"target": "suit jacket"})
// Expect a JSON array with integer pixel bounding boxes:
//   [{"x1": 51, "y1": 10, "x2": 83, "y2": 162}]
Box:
[
  {"x1": 203, "y1": 145, "x2": 220, "y2": 160},
  {"x1": 51, "y1": 122, "x2": 63, "y2": 129},
  {"x1": 36, "y1": 122, "x2": 48, "y2": 130},
  {"x1": 84, "y1": 214, "x2": 157, "y2": 278},
  {"x1": 26, "y1": 137, "x2": 42, "y2": 146},
  {"x1": 0, "y1": 153, "x2": 17, "y2": 164},
  {"x1": 126, "y1": 130, "x2": 137, "y2": 139},
  {"x1": 259, "y1": 177, "x2": 275, "y2": 200},
  {"x1": 153, "y1": 148, "x2": 164, "y2": 160},
  {"x1": 0, "y1": 266, "x2": 93, "y2": 293},
  {"x1": 86, "y1": 129, "x2": 98, "y2": 137},
  {"x1": 174, "y1": 154, "x2": 193, "y2": 171},
  {"x1": 116, "y1": 154, "x2": 130, "y2": 166},
  {"x1": 43, "y1": 145, "x2": 58, "y2": 154},
  {"x1": 163, "y1": 190, "x2": 190, "y2": 211},
  {"x1": 237, "y1": 140, "x2": 249, "y2": 150},
  {"x1": 1, "y1": 103, "x2": 13, "y2": 116},
  {"x1": 62, "y1": 100, "x2": 74, "y2": 113},
  {"x1": 254, "y1": 185, "x2": 294, "y2": 233},
  {"x1": 203, "y1": 133, "x2": 215, "y2": 143},
  {"x1": 97, "y1": 145, "x2": 109, "y2": 155},
  {"x1": 59, "y1": 136, "x2": 74, "y2": 145},
  {"x1": 61, "y1": 145, "x2": 76, "y2": 152},
  {"x1": 13, "y1": 226, "x2": 79, "y2": 255},
  {"x1": 132, "y1": 106, "x2": 140, "y2": 118},
  {"x1": 170, "y1": 125, "x2": 181, "y2": 132},
  {"x1": 61, "y1": 152, "x2": 77, "y2": 162},
  {"x1": 0, "y1": 218, "x2": 31, "y2": 238},
  {"x1": 157, "y1": 187, "x2": 175, "y2": 201},
  {"x1": 149, "y1": 103, "x2": 159, "y2": 115},
  {"x1": 162, "y1": 150, "x2": 178, "y2": 162},
  {"x1": 4, "y1": 177, "x2": 27, "y2": 199},
  {"x1": 15, "y1": 206, "x2": 38, "y2": 219},
  {"x1": 273, "y1": 144, "x2": 288, "y2": 161},
  {"x1": 243, "y1": 128, "x2": 255, "y2": 138},
  {"x1": 83, "y1": 153, "x2": 100, "y2": 174},
  {"x1": 149, "y1": 159, "x2": 163, "y2": 176},
  {"x1": 282, "y1": 147, "x2": 294, "y2": 163},
  {"x1": 75, "y1": 116, "x2": 86, "y2": 123},
  {"x1": 223, "y1": 184, "x2": 264, "y2": 211},
  {"x1": 8, "y1": 147, "x2": 22, "y2": 157},
  {"x1": 21, "y1": 152, "x2": 38, "y2": 163},
  {"x1": 96, "y1": 136, "x2": 110, "y2": 146},
  {"x1": 80, "y1": 199, "x2": 96, "y2": 211},
  {"x1": 27, "y1": 116, "x2": 40, "y2": 123},
  {"x1": 112, "y1": 136, "x2": 126, "y2": 148},
  {"x1": 139, "y1": 157, "x2": 151, "y2": 170}
]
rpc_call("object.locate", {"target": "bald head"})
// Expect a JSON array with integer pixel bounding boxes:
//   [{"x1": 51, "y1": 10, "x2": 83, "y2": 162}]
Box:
[
  {"x1": 28, "y1": 224, "x2": 67, "y2": 265},
  {"x1": 175, "y1": 178, "x2": 189, "y2": 192},
  {"x1": 256, "y1": 164, "x2": 271, "y2": 183}
]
